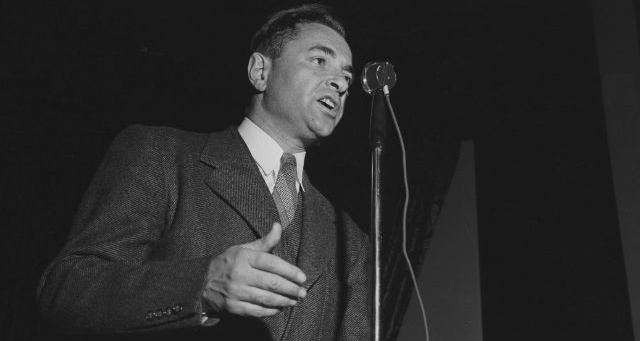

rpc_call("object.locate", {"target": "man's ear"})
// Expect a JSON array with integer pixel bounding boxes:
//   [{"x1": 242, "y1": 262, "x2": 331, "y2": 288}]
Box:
[{"x1": 247, "y1": 52, "x2": 271, "y2": 92}]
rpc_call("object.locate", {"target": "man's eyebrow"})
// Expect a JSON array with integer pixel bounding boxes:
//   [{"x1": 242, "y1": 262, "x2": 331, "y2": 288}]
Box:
[
  {"x1": 309, "y1": 45, "x2": 354, "y2": 74},
  {"x1": 309, "y1": 45, "x2": 336, "y2": 57}
]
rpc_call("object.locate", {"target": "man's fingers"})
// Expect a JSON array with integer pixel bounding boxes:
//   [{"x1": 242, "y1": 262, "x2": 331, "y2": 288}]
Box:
[
  {"x1": 204, "y1": 223, "x2": 307, "y2": 318},
  {"x1": 261, "y1": 222, "x2": 282, "y2": 251},
  {"x1": 251, "y1": 271, "x2": 307, "y2": 299},
  {"x1": 242, "y1": 286, "x2": 299, "y2": 308},
  {"x1": 246, "y1": 222, "x2": 282, "y2": 252},
  {"x1": 251, "y1": 252, "x2": 306, "y2": 285},
  {"x1": 226, "y1": 299, "x2": 282, "y2": 317}
]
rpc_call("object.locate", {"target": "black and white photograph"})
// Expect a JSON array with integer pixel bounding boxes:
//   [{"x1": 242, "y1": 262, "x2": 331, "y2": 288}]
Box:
[{"x1": 2, "y1": 1, "x2": 639, "y2": 340}]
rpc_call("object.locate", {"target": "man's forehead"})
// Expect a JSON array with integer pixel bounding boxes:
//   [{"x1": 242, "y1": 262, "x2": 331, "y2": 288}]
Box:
[{"x1": 293, "y1": 23, "x2": 352, "y2": 59}]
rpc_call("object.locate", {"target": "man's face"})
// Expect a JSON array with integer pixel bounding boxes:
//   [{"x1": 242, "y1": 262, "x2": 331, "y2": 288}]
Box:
[{"x1": 261, "y1": 23, "x2": 353, "y2": 146}]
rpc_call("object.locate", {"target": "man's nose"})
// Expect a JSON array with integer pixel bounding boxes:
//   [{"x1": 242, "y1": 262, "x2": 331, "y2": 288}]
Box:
[{"x1": 327, "y1": 75, "x2": 349, "y2": 94}]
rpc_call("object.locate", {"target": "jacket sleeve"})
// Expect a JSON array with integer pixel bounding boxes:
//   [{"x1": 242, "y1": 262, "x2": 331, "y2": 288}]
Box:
[{"x1": 37, "y1": 126, "x2": 211, "y2": 334}]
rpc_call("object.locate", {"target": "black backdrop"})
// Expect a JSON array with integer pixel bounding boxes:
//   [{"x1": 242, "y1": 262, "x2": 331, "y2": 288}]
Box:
[{"x1": 2, "y1": 1, "x2": 636, "y2": 340}]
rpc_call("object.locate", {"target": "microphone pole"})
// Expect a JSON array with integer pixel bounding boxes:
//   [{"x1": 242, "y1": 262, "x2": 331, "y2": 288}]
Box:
[
  {"x1": 371, "y1": 89, "x2": 385, "y2": 341},
  {"x1": 362, "y1": 62, "x2": 397, "y2": 341}
]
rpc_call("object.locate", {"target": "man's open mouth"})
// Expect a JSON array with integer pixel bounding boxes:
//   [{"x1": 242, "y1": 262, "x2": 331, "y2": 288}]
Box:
[{"x1": 318, "y1": 96, "x2": 337, "y2": 110}]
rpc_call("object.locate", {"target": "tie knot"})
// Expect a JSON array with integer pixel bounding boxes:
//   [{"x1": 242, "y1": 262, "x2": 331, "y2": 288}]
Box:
[
  {"x1": 279, "y1": 153, "x2": 297, "y2": 188},
  {"x1": 278, "y1": 153, "x2": 298, "y2": 190},
  {"x1": 280, "y1": 153, "x2": 296, "y2": 168},
  {"x1": 274, "y1": 153, "x2": 298, "y2": 228}
]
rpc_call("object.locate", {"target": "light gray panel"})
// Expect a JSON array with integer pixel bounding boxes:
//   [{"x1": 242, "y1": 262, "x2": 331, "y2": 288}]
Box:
[
  {"x1": 397, "y1": 141, "x2": 482, "y2": 341},
  {"x1": 591, "y1": 0, "x2": 640, "y2": 339}
]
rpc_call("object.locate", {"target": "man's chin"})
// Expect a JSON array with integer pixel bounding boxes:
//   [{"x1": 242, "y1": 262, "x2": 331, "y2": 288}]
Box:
[{"x1": 311, "y1": 125, "x2": 337, "y2": 139}]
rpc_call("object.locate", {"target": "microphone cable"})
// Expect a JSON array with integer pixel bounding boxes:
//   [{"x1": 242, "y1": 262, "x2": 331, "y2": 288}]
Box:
[{"x1": 382, "y1": 84, "x2": 430, "y2": 341}]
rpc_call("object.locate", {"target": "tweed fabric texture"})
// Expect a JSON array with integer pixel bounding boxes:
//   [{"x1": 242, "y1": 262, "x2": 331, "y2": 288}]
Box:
[
  {"x1": 263, "y1": 193, "x2": 303, "y2": 339},
  {"x1": 36, "y1": 125, "x2": 371, "y2": 340},
  {"x1": 272, "y1": 193, "x2": 303, "y2": 268},
  {"x1": 272, "y1": 153, "x2": 298, "y2": 228}
]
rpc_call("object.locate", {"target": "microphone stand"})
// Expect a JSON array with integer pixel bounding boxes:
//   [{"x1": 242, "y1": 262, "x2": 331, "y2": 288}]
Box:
[
  {"x1": 362, "y1": 61, "x2": 396, "y2": 341},
  {"x1": 370, "y1": 89, "x2": 387, "y2": 341}
]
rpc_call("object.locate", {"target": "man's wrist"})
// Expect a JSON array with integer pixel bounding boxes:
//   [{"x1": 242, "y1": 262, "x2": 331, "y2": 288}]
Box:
[{"x1": 199, "y1": 291, "x2": 222, "y2": 326}]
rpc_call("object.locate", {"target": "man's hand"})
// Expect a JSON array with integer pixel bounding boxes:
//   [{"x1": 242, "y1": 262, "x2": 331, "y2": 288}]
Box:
[{"x1": 202, "y1": 222, "x2": 307, "y2": 317}]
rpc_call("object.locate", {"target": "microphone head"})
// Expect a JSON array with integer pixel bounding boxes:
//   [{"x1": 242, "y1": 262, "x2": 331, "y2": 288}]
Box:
[{"x1": 361, "y1": 61, "x2": 397, "y2": 95}]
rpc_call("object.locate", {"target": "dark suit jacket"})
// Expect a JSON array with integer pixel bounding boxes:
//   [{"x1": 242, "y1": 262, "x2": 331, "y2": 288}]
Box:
[{"x1": 37, "y1": 125, "x2": 371, "y2": 340}]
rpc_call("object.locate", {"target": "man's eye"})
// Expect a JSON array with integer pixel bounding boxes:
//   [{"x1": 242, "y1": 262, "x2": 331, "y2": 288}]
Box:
[{"x1": 312, "y1": 57, "x2": 326, "y2": 65}]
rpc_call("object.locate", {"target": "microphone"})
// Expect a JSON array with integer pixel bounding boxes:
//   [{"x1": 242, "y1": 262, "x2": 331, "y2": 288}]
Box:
[
  {"x1": 361, "y1": 62, "x2": 397, "y2": 95},
  {"x1": 362, "y1": 61, "x2": 397, "y2": 147}
]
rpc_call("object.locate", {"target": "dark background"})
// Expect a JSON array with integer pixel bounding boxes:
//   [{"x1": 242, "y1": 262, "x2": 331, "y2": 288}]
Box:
[{"x1": 2, "y1": 0, "x2": 637, "y2": 340}]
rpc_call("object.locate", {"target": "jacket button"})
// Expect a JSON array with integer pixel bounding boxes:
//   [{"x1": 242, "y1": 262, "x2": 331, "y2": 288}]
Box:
[
  {"x1": 145, "y1": 311, "x2": 154, "y2": 322},
  {"x1": 172, "y1": 304, "x2": 183, "y2": 313},
  {"x1": 155, "y1": 309, "x2": 164, "y2": 319},
  {"x1": 164, "y1": 307, "x2": 173, "y2": 317}
]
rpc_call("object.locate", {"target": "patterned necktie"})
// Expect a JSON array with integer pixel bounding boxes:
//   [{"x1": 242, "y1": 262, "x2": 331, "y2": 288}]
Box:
[{"x1": 272, "y1": 153, "x2": 298, "y2": 228}]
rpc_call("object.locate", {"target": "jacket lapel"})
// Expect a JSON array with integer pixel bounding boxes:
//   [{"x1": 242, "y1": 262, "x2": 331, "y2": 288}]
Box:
[
  {"x1": 297, "y1": 173, "x2": 335, "y2": 290},
  {"x1": 278, "y1": 174, "x2": 335, "y2": 341},
  {"x1": 200, "y1": 127, "x2": 279, "y2": 238}
]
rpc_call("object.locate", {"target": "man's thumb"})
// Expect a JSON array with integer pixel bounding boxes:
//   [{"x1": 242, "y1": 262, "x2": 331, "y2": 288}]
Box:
[{"x1": 253, "y1": 222, "x2": 282, "y2": 251}]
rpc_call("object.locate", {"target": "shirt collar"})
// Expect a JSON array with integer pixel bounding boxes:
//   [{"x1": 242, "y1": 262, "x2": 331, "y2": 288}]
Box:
[{"x1": 237, "y1": 117, "x2": 306, "y2": 191}]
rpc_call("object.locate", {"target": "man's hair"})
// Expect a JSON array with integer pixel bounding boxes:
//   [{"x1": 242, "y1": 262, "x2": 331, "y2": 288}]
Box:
[{"x1": 250, "y1": 3, "x2": 346, "y2": 59}]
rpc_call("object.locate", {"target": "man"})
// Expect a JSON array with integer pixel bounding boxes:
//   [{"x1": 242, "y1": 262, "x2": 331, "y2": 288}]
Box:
[{"x1": 37, "y1": 4, "x2": 371, "y2": 340}]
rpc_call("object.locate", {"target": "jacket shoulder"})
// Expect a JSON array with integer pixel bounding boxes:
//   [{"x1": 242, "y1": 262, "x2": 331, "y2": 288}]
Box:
[
  {"x1": 109, "y1": 124, "x2": 226, "y2": 162},
  {"x1": 116, "y1": 124, "x2": 210, "y2": 147}
]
